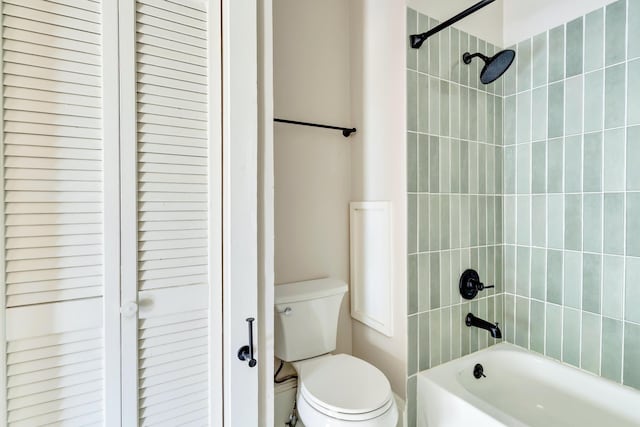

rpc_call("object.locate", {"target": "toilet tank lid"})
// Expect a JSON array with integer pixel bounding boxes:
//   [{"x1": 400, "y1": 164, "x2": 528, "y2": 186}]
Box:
[{"x1": 275, "y1": 278, "x2": 347, "y2": 305}]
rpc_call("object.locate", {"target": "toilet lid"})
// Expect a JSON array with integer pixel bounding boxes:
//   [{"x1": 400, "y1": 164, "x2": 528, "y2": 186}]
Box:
[{"x1": 298, "y1": 354, "x2": 392, "y2": 416}]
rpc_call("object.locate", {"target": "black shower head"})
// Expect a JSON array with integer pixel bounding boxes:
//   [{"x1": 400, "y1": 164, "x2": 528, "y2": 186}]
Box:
[{"x1": 462, "y1": 49, "x2": 515, "y2": 84}]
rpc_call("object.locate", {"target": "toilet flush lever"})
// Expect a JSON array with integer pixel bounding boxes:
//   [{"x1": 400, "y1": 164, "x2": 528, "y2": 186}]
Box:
[{"x1": 237, "y1": 317, "x2": 257, "y2": 368}]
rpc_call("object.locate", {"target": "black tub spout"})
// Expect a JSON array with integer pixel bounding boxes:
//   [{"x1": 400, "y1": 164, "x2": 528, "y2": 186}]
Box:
[{"x1": 466, "y1": 313, "x2": 502, "y2": 339}]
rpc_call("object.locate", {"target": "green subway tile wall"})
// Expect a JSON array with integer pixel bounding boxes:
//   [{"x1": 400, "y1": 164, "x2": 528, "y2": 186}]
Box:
[
  {"x1": 406, "y1": 9, "x2": 504, "y2": 424},
  {"x1": 408, "y1": 1, "x2": 640, "y2": 424},
  {"x1": 501, "y1": 0, "x2": 640, "y2": 399}
]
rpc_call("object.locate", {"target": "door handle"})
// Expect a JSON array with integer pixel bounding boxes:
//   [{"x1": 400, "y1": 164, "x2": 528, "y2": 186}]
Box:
[
  {"x1": 120, "y1": 301, "x2": 138, "y2": 319},
  {"x1": 237, "y1": 317, "x2": 257, "y2": 368}
]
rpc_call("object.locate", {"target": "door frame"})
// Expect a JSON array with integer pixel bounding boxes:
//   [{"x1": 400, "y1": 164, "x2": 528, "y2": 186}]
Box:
[
  {"x1": 257, "y1": 0, "x2": 275, "y2": 424},
  {"x1": 220, "y1": 0, "x2": 261, "y2": 425}
]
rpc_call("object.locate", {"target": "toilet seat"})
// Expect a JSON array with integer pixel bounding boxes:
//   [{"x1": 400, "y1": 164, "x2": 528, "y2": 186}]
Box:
[
  {"x1": 296, "y1": 354, "x2": 394, "y2": 422},
  {"x1": 300, "y1": 389, "x2": 395, "y2": 422}
]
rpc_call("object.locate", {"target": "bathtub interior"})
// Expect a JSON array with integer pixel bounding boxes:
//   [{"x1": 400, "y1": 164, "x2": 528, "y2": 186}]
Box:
[{"x1": 418, "y1": 344, "x2": 640, "y2": 427}]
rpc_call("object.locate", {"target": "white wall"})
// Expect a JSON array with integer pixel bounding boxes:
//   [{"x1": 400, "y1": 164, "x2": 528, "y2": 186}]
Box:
[
  {"x1": 503, "y1": 0, "x2": 619, "y2": 45},
  {"x1": 349, "y1": 0, "x2": 408, "y2": 399},
  {"x1": 406, "y1": 0, "x2": 504, "y2": 46},
  {"x1": 273, "y1": 0, "x2": 353, "y2": 355}
]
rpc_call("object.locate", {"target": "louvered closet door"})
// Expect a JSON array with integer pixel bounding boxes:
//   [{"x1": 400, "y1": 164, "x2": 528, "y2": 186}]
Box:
[
  {"x1": 1, "y1": 0, "x2": 117, "y2": 425},
  {"x1": 120, "y1": 0, "x2": 219, "y2": 425}
]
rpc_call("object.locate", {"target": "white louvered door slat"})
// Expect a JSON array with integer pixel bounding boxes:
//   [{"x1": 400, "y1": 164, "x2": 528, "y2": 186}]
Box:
[
  {"x1": 131, "y1": 1, "x2": 215, "y2": 426},
  {"x1": 2, "y1": 1, "x2": 108, "y2": 425}
]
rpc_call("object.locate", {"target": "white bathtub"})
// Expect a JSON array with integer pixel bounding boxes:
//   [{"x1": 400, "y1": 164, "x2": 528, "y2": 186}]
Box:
[{"x1": 417, "y1": 343, "x2": 640, "y2": 427}]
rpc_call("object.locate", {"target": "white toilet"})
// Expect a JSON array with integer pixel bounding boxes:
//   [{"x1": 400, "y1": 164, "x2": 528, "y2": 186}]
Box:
[{"x1": 275, "y1": 278, "x2": 398, "y2": 427}]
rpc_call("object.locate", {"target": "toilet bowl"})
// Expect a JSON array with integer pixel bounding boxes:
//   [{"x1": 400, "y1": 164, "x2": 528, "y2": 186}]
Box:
[
  {"x1": 274, "y1": 278, "x2": 398, "y2": 427},
  {"x1": 293, "y1": 354, "x2": 398, "y2": 426}
]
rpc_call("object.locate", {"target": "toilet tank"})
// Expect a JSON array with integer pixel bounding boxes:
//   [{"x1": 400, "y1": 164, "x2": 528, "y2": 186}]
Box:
[{"x1": 274, "y1": 278, "x2": 348, "y2": 362}]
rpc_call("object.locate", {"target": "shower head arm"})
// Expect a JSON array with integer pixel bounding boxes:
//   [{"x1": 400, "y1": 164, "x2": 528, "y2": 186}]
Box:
[{"x1": 463, "y1": 52, "x2": 490, "y2": 65}]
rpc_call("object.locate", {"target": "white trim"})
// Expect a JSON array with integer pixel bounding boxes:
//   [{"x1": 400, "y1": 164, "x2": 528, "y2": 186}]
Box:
[
  {"x1": 350, "y1": 201, "x2": 395, "y2": 337},
  {"x1": 208, "y1": 0, "x2": 224, "y2": 424},
  {"x1": 221, "y1": 0, "x2": 259, "y2": 424},
  {"x1": 103, "y1": 0, "x2": 122, "y2": 424},
  {"x1": 258, "y1": 0, "x2": 274, "y2": 424},
  {"x1": 118, "y1": 0, "x2": 139, "y2": 424}
]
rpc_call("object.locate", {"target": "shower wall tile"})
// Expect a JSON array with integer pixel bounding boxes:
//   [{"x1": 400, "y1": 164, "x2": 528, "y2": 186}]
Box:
[
  {"x1": 604, "y1": 64, "x2": 626, "y2": 129},
  {"x1": 530, "y1": 301, "x2": 545, "y2": 353},
  {"x1": 583, "y1": 132, "x2": 603, "y2": 192},
  {"x1": 562, "y1": 307, "x2": 581, "y2": 367},
  {"x1": 408, "y1": 315, "x2": 418, "y2": 375},
  {"x1": 604, "y1": 128, "x2": 625, "y2": 191},
  {"x1": 584, "y1": 70, "x2": 604, "y2": 133},
  {"x1": 628, "y1": 127, "x2": 640, "y2": 189},
  {"x1": 583, "y1": 194, "x2": 603, "y2": 253},
  {"x1": 603, "y1": 193, "x2": 624, "y2": 255},
  {"x1": 582, "y1": 253, "x2": 601, "y2": 314},
  {"x1": 626, "y1": 193, "x2": 640, "y2": 257},
  {"x1": 547, "y1": 194, "x2": 564, "y2": 249},
  {"x1": 585, "y1": 8, "x2": 605, "y2": 72},
  {"x1": 548, "y1": 25, "x2": 565, "y2": 82},
  {"x1": 564, "y1": 76, "x2": 583, "y2": 136},
  {"x1": 407, "y1": 71, "x2": 418, "y2": 131},
  {"x1": 547, "y1": 140, "x2": 564, "y2": 193},
  {"x1": 517, "y1": 39, "x2": 532, "y2": 92},
  {"x1": 407, "y1": 9, "x2": 418, "y2": 71},
  {"x1": 417, "y1": 14, "x2": 429, "y2": 73},
  {"x1": 563, "y1": 250, "x2": 582, "y2": 308},
  {"x1": 547, "y1": 250, "x2": 563, "y2": 304},
  {"x1": 581, "y1": 312, "x2": 601, "y2": 374},
  {"x1": 624, "y1": 322, "x2": 640, "y2": 388},
  {"x1": 503, "y1": 45, "x2": 517, "y2": 96},
  {"x1": 500, "y1": 0, "x2": 640, "y2": 398},
  {"x1": 531, "y1": 141, "x2": 546, "y2": 193},
  {"x1": 605, "y1": 0, "x2": 626, "y2": 66},
  {"x1": 440, "y1": 28, "x2": 451, "y2": 80},
  {"x1": 407, "y1": 10, "x2": 504, "y2": 416},
  {"x1": 564, "y1": 195, "x2": 582, "y2": 251},
  {"x1": 546, "y1": 304, "x2": 563, "y2": 359},
  {"x1": 603, "y1": 255, "x2": 624, "y2": 320},
  {"x1": 531, "y1": 196, "x2": 546, "y2": 247},
  {"x1": 547, "y1": 82, "x2": 564, "y2": 138},
  {"x1": 408, "y1": 133, "x2": 418, "y2": 192},
  {"x1": 602, "y1": 317, "x2": 623, "y2": 382},
  {"x1": 418, "y1": 74, "x2": 429, "y2": 133},
  {"x1": 566, "y1": 17, "x2": 584, "y2": 77},
  {"x1": 628, "y1": 60, "x2": 640, "y2": 125},
  {"x1": 532, "y1": 32, "x2": 548, "y2": 87},
  {"x1": 629, "y1": 0, "x2": 640, "y2": 59},
  {"x1": 517, "y1": 92, "x2": 532, "y2": 144},
  {"x1": 564, "y1": 136, "x2": 582, "y2": 192},
  {"x1": 626, "y1": 256, "x2": 640, "y2": 324},
  {"x1": 531, "y1": 87, "x2": 547, "y2": 142},
  {"x1": 450, "y1": 29, "x2": 461, "y2": 83}
]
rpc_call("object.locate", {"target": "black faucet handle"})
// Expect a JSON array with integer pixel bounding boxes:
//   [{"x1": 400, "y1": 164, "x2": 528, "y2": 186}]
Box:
[
  {"x1": 471, "y1": 279, "x2": 494, "y2": 290},
  {"x1": 460, "y1": 269, "x2": 494, "y2": 299}
]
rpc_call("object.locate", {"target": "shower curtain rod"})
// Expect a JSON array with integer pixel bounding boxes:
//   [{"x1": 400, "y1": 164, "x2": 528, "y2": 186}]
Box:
[
  {"x1": 274, "y1": 118, "x2": 357, "y2": 138},
  {"x1": 410, "y1": 0, "x2": 495, "y2": 49}
]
